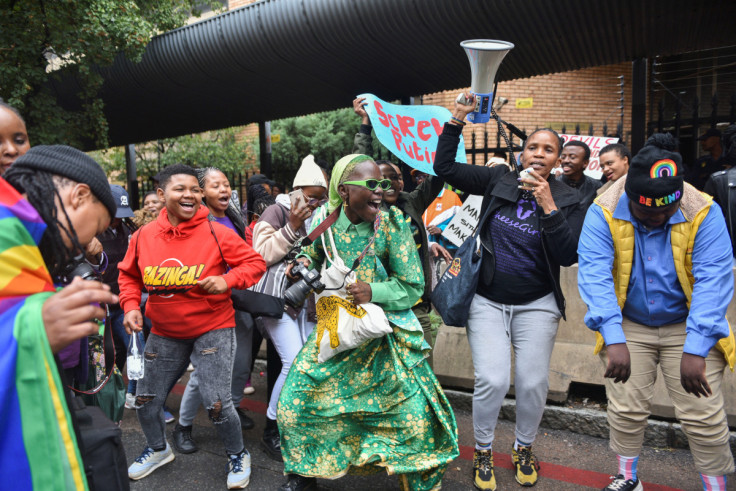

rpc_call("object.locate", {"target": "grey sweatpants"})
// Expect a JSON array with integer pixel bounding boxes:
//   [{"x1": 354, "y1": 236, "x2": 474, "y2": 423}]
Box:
[{"x1": 466, "y1": 292, "x2": 561, "y2": 446}]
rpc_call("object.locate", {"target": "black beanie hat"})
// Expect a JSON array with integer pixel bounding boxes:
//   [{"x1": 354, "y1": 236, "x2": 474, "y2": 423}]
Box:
[
  {"x1": 12, "y1": 145, "x2": 116, "y2": 218},
  {"x1": 625, "y1": 133, "x2": 684, "y2": 208}
]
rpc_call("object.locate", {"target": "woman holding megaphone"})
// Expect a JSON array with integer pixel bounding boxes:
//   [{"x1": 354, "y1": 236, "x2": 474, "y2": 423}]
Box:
[{"x1": 434, "y1": 92, "x2": 585, "y2": 490}]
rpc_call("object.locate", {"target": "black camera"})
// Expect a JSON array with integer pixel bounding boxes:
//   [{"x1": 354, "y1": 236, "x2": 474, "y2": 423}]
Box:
[
  {"x1": 284, "y1": 263, "x2": 325, "y2": 309},
  {"x1": 60, "y1": 257, "x2": 99, "y2": 283}
]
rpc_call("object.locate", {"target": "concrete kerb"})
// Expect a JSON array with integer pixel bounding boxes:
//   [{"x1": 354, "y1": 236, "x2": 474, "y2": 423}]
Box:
[{"x1": 443, "y1": 389, "x2": 736, "y2": 455}]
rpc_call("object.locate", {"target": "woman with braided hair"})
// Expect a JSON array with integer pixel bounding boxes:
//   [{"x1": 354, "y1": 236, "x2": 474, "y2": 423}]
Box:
[{"x1": 1, "y1": 145, "x2": 118, "y2": 487}]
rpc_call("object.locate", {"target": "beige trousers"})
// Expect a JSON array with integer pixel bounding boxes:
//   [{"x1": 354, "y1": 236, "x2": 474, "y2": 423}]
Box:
[{"x1": 600, "y1": 318, "x2": 734, "y2": 475}]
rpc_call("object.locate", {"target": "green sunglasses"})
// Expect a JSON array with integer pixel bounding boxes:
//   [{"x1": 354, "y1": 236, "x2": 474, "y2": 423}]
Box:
[{"x1": 342, "y1": 179, "x2": 392, "y2": 191}]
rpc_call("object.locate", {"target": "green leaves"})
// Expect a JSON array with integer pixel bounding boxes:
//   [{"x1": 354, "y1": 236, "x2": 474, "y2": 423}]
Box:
[
  {"x1": 270, "y1": 106, "x2": 392, "y2": 184},
  {"x1": 0, "y1": 0, "x2": 223, "y2": 149},
  {"x1": 90, "y1": 126, "x2": 256, "y2": 177}
]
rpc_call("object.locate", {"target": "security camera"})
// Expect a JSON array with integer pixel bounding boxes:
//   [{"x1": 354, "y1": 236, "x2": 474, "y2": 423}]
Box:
[{"x1": 493, "y1": 97, "x2": 509, "y2": 111}]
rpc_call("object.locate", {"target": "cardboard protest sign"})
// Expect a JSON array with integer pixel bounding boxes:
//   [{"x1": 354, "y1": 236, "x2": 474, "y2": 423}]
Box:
[
  {"x1": 358, "y1": 93, "x2": 466, "y2": 175},
  {"x1": 560, "y1": 134, "x2": 620, "y2": 180},
  {"x1": 441, "y1": 195, "x2": 483, "y2": 247}
]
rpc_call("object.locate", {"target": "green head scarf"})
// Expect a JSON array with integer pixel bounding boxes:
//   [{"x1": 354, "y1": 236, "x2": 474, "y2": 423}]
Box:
[{"x1": 327, "y1": 154, "x2": 374, "y2": 212}]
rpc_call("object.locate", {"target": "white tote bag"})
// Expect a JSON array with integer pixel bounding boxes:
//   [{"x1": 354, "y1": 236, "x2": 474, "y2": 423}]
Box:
[{"x1": 313, "y1": 226, "x2": 392, "y2": 363}]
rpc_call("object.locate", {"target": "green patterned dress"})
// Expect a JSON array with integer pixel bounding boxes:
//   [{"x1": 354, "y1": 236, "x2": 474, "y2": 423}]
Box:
[{"x1": 278, "y1": 206, "x2": 459, "y2": 491}]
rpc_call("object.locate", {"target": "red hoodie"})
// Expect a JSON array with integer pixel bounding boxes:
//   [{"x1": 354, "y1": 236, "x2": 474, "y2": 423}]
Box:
[{"x1": 118, "y1": 206, "x2": 266, "y2": 339}]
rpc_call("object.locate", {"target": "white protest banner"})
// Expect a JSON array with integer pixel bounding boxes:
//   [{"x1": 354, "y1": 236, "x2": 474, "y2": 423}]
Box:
[
  {"x1": 560, "y1": 134, "x2": 619, "y2": 180},
  {"x1": 441, "y1": 195, "x2": 483, "y2": 247},
  {"x1": 358, "y1": 93, "x2": 466, "y2": 175}
]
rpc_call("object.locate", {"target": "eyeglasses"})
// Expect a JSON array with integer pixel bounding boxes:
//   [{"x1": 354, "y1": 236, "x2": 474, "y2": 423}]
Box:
[
  {"x1": 342, "y1": 179, "x2": 392, "y2": 191},
  {"x1": 306, "y1": 197, "x2": 327, "y2": 208}
]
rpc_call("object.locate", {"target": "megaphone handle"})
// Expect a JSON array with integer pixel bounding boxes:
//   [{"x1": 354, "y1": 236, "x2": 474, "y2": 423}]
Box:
[{"x1": 456, "y1": 92, "x2": 475, "y2": 107}]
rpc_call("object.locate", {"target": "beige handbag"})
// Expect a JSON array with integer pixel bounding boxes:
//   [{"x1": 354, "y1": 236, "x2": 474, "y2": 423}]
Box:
[{"x1": 313, "y1": 224, "x2": 392, "y2": 363}]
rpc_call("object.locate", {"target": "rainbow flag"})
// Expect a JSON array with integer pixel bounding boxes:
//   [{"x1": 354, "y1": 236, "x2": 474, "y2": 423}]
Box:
[{"x1": 0, "y1": 178, "x2": 87, "y2": 490}]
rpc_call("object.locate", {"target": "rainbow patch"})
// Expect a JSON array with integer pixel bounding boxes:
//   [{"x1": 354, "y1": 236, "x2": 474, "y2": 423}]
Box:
[{"x1": 650, "y1": 159, "x2": 678, "y2": 178}]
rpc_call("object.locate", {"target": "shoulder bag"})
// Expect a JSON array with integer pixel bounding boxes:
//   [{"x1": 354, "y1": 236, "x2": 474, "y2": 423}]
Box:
[
  {"x1": 431, "y1": 203, "x2": 493, "y2": 327},
  {"x1": 313, "y1": 212, "x2": 392, "y2": 363}
]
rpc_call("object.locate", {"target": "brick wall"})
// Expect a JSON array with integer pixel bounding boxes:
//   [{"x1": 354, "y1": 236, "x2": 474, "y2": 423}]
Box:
[{"x1": 229, "y1": 0, "x2": 258, "y2": 9}]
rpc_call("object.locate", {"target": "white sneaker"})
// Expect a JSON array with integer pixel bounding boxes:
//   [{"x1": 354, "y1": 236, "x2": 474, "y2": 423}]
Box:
[
  {"x1": 602, "y1": 474, "x2": 643, "y2": 491},
  {"x1": 242, "y1": 384, "x2": 255, "y2": 395},
  {"x1": 187, "y1": 363, "x2": 194, "y2": 372},
  {"x1": 128, "y1": 443, "x2": 175, "y2": 480},
  {"x1": 227, "y1": 449, "x2": 251, "y2": 489},
  {"x1": 125, "y1": 393, "x2": 136, "y2": 410}
]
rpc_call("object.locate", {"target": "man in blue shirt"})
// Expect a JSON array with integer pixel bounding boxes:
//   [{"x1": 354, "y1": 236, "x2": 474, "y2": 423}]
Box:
[{"x1": 578, "y1": 134, "x2": 735, "y2": 491}]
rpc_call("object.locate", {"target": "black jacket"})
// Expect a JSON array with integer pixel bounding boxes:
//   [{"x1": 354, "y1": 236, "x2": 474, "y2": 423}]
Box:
[
  {"x1": 433, "y1": 123, "x2": 585, "y2": 318},
  {"x1": 557, "y1": 174, "x2": 602, "y2": 212},
  {"x1": 704, "y1": 168, "x2": 736, "y2": 257}
]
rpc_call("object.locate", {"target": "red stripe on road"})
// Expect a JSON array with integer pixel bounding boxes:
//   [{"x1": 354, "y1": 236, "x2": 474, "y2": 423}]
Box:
[
  {"x1": 239, "y1": 398, "x2": 268, "y2": 414},
  {"x1": 172, "y1": 380, "x2": 683, "y2": 490},
  {"x1": 457, "y1": 445, "x2": 684, "y2": 490},
  {"x1": 171, "y1": 380, "x2": 269, "y2": 413}
]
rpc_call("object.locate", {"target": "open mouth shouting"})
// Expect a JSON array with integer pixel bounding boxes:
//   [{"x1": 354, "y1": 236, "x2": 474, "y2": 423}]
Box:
[
  {"x1": 529, "y1": 162, "x2": 548, "y2": 173},
  {"x1": 366, "y1": 198, "x2": 382, "y2": 214},
  {"x1": 179, "y1": 200, "x2": 198, "y2": 217}
]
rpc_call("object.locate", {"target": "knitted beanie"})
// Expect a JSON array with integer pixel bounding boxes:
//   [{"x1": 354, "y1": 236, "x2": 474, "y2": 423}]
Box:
[
  {"x1": 625, "y1": 134, "x2": 684, "y2": 208},
  {"x1": 11, "y1": 145, "x2": 116, "y2": 218},
  {"x1": 293, "y1": 155, "x2": 328, "y2": 189}
]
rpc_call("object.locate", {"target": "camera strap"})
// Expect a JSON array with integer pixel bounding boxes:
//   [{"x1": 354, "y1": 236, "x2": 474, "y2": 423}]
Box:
[
  {"x1": 299, "y1": 208, "x2": 341, "y2": 247},
  {"x1": 69, "y1": 304, "x2": 116, "y2": 395}
]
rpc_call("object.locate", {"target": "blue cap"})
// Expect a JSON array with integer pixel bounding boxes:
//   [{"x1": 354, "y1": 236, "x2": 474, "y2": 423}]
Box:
[{"x1": 110, "y1": 184, "x2": 134, "y2": 218}]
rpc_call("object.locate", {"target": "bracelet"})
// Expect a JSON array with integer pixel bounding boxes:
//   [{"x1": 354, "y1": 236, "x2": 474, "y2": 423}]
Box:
[{"x1": 450, "y1": 116, "x2": 466, "y2": 126}]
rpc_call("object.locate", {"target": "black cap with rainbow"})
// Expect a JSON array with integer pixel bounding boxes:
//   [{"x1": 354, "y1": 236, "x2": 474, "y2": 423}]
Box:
[{"x1": 625, "y1": 133, "x2": 684, "y2": 208}]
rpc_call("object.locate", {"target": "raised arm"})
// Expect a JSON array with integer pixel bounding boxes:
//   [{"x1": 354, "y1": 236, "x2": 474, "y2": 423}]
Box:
[
  {"x1": 433, "y1": 93, "x2": 495, "y2": 196},
  {"x1": 352, "y1": 97, "x2": 373, "y2": 156}
]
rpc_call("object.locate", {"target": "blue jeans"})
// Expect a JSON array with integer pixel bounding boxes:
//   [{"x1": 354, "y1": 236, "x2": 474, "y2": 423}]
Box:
[
  {"x1": 179, "y1": 310, "x2": 254, "y2": 425},
  {"x1": 135, "y1": 329, "x2": 243, "y2": 454}
]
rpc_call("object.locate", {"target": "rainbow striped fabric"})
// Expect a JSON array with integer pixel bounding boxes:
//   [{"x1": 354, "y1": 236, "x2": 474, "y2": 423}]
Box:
[{"x1": 0, "y1": 178, "x2": 87, "y2": 490}]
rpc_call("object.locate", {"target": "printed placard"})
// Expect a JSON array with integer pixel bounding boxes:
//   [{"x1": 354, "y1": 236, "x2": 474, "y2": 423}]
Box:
[
  {"x1": 358, "y1": 93, "x2": 467, "y2": 175},
  {"x1": 560, "y1": 134, "x2": 620, "y2": 180},
  {"x1": 441, "y1": 195, "x2": 483, "y2": 247}
]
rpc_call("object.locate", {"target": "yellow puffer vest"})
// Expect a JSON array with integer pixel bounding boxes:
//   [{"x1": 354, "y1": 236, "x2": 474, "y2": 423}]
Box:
[{"x1": 592, "y1": 178, "x2": 735, "y2": 369}]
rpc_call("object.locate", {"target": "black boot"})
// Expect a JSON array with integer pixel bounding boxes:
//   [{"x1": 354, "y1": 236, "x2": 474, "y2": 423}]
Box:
[
  {"x1": 278, "y1": 474, "x2": 316, "y2": 491},
  {"x1": 260, "y1": 417, "x2": 282, "y2": 462},
  {"x1": 172, "y1": 423, "x2": 198, "y2": 454},
  {"x1": 236, "y1": 407, "x2": 255, "y2": 430}
]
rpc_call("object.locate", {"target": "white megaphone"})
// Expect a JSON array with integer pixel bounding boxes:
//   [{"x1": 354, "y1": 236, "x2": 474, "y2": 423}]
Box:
[{"x1": 460, "y1": 39, "x2": 514, "y2": 124}]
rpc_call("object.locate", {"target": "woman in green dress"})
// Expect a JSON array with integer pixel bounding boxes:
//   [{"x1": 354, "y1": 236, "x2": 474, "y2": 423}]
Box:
[{"x1": 277, "y1": 155, "x2": 459, "y2": 491}]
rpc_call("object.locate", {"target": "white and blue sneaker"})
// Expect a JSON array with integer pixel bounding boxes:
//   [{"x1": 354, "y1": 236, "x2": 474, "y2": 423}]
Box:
[
  {"x1": 227, "y1": 449, "x2": 251, "y2": 489},
  {"x1": 128, "y1": 443, "x2": 175, "y2": 480}
]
